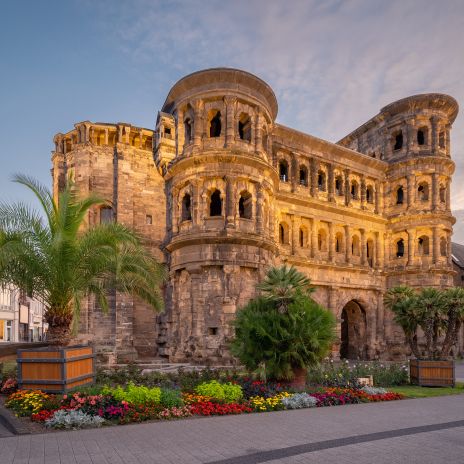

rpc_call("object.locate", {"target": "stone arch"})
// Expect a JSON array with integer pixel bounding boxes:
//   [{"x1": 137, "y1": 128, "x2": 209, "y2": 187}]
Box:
[
  {"x1": 366, "y1": 238, "x2": 374, "y2": 266},
  {"x1": 181, "y1": 192, "x2": 192, "y2": 221},
  {"x1": 299, "y1": 225, "x2": 308, "y2": 248},
  {"x1": 392, "y1": 129, "x2": 403, "y2": 151},
  {"x1": 238, "y1": 190, "x2": 252, "y2": 219},
  {"x1": 317, "y1": 170, "x2": 326, "y2": 191},
  {"x1": 208, "y1": 109, "x2": 222, "y2": 137},
  {"x1": 351, "y1": 234, "x2": 360, "y2": 256},
  {"x1": 279, "y1": 222, "x2": 289, "y2": 244},
  {"x1": 238, "y1": 112, "x2": 252, "y2": 142},
  {"x1": 417, "y1": 126, "x2": 428, "y2": 146},
  {"x1": 395, "y1": 185, "x2": 404, "y2": 205},
  {"x1": 279, "y1": 159, "x2": 289, "y2": 182},
  {"x1": 209, "y1": 189, "x2": 222, "y2": 216},
  {"x1": 366, "y1": 185, "x2": 374, "y2": 204},
  {"x1": 350, "y1": 180, "x2": 359, "y2": 200},
  {"x1": 335, "y1": 175, "x2": 343, "y2": 196},
  {"x1": 396, "y1": 238, "x2": 405, "y2": 258},
  {"x1": 318, "y1": 228, "x2": 328, "y2": 252},
  {"x1": 417, "y1": 182, "x2": 429, "y2": 201},
  {"x1": 340, "y1": 300, "x2": 368, "y2": 360},
  {"x1": 299, "y1": 165, "x2": 308, "y2": 186},
  {"x1": 335, "y1": 232, "x2": 344, "y2": 253},
  {"x1": 417, "y1": 235, "x2": 430, "y2": 256}
]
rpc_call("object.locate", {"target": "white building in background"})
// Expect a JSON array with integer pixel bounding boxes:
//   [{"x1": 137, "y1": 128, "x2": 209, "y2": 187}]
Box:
[{"x1": 0, "y1": 286, "x2": 47, "y2": 342}]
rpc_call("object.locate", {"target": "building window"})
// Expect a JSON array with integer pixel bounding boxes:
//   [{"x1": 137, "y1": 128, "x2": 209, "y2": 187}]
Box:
[
  {"x1": 417, "y1": 183, "x2": 429, "y2": 201},
  {"x1": 335, "y1": 233, "x2": 343, "y2": 253},
  {"x1": 209, "y1": 111, "x2": 222, "y2": 138},
  {"x1": 146, "y1": 215, "x2": 153, "y2": 225},
  {"x1": 396, "y1": 239, "x2": 405, "y2": 258},
  {"x1": 366, "y1": 186, "x2": 374, "y2": 204},
  {"x1": 239, "y1": 191, "x2": 252, "y2": 219},
  {"x1": 238, "y1": 113, "x2": 252, "y2": 142},
  {"x1": 318, "y1": 171, "x2": 326, "y2": 191},
  {"x1": 209, "y1": 190, "x2": 222, "y2": 216},
  {"x1": 279, "y1": 160, "x2": 289, "y2": 182},
  {"x1": 299, "y1": 166, "x2": 308, "y2": 186},
  {"x1": 208, "y1": 327, "x2": 218, "y2": 336},
  {"x1": 335, "y1": 177, "x2": 343, "y2": 196},
  {"x1": 417, "y1": 128, "x2": 427, "y2": 146},
  {"x1": 367, "y1": 239, "x2": 374, "y2": 267},
  {"x1": 318, "y1": 230, "x2": 327, "y2": 252},
  {"x1": 439, "y1": 185, "x2": 446, "y2": 203},
  {"x1": 350, "y1": 181, "x2": 358, "y2": 200},
  {"x1": 351, "y1": 235, "x2": 360, "y2": 256},
  {"x1": 182, "y1": 193, "x2": 192, "y2": 221},
  {"x1": 184, "y1": 118, "x2": 192, "y2": 143},
  {"x1": 396, "y1": 186, "x2": 404, "y2": 205},
  {"x1": 418, "y1": 236, "x2": 430, "y2": 255},
  {"x1": 100, "y1": 206, "x2": 114, "y2": 224},
  {"x1": 393, "y1": 131, "x2": 403, "y2": 151},
  {"x1": 279, "y1": 223, "x2": 289, "y2": 244}
]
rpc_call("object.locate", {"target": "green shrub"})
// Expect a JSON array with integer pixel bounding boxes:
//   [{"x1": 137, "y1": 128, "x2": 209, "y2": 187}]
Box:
[
  {"x1": 195, "y1": 380, "x2": 226, "y2": 401},
  {"x1": 160, "y1": 389, "x2": 183, "y2": 408},
  {"x1": 222, "y1": 383, "x2": 243, "y2": 403},
  {"x1": 102, "y1": 382, "x2": 161, "y2": 405}
]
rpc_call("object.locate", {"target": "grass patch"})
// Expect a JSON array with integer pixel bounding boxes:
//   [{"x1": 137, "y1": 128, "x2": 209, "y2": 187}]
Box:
[{"x1": 389, "y1": 382, "x2": 464, "y2": 398}]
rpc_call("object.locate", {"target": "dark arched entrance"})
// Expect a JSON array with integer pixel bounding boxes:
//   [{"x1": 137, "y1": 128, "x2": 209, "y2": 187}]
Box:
[{"x1": 340, "y1": 300, "x2": 368, "y2": 360}]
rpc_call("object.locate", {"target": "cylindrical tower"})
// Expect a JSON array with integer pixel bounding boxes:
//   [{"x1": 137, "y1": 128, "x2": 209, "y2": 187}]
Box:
[{"x1": 154, "y1": 68, "x2": 279, "y2": 363}]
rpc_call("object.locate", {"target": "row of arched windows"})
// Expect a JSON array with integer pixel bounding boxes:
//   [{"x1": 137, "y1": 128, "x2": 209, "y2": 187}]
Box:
[
  {"x1": 394, "y1": 183, "x2": 447, "y2": 205},
  {"x1": 392, "y1": 127, "x2": 446, "y2": 152},
  {"x1": 180, "y1": 189, "x2": 253, "y2": 221},
  {"x1": 279, "y1": 161, "x2": 375, "y2": 202},
  {"x1": 394, "y1": 236, "x2": 447, "y2": 258}
]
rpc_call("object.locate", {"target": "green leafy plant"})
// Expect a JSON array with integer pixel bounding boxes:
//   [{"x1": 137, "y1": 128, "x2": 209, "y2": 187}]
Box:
[
  {"x1": 0, "y1": 175, "x2": 166, "y2": 345},
  {"x1": 102, "y1": 382, "x2": 161, "y2": 405},
  {"x1": 160, "y1": 389, "x2": 184, "y2": 408}
]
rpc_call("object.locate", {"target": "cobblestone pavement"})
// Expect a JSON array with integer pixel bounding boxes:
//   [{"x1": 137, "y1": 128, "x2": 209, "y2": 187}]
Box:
[{"x1": 1, "y1": 395, "x2": 464, "y2": 464}]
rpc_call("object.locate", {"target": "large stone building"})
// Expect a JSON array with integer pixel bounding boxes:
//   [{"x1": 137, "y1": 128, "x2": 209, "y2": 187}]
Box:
[{"x1": 51, "y1": 68, "x2": 460, "y2": 363}]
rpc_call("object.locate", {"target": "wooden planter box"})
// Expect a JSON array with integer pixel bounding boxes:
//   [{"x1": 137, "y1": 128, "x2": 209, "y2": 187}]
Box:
[
  {"x1": 410, "y1": 359, "x2": 455, "y2": 387},
  {"x1": 17, "y1": 345, "x2": 95, "y2": 393}
]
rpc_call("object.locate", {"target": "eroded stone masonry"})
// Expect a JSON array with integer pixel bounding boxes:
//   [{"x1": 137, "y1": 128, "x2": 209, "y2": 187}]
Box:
[{"x1": 51, "y1": 68, "x2": 461, "y2": 363}]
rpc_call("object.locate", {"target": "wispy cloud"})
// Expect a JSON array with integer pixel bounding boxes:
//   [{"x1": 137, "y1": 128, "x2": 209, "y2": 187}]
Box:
[{"x1": 94, "y1": 0, "x2": 464, "y2": 204}]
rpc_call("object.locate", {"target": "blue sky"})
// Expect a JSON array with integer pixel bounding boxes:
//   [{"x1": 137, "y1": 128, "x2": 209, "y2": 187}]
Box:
[{"x1": 1, "y1": 0, "x2": 464, "y2": 216}]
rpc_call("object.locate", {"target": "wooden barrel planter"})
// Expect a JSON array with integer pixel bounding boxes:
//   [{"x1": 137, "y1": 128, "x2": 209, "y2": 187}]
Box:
[
  {"x1": 410, "y1": 359, "x2": 455, "y2": 387},
  {"x1": 17, "y1": 345, "x2": 95, "y2": 393}
]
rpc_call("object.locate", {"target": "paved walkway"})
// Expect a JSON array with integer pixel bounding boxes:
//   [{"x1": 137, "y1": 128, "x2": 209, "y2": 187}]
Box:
[{"x1": 1, "y1": 395, "x2": 464, "y2": 463}]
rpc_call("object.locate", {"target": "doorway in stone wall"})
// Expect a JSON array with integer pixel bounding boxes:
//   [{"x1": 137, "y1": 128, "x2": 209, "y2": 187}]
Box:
[{"x1": 340, "y1": 300, "x2": 368, "y2": 360}]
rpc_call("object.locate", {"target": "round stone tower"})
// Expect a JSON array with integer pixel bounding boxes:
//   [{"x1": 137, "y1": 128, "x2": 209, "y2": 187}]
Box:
[
  {"x1": 154, "y1": 68, "x2": 279, "y2": 363},
  {"x1": 379, "y1": 94, "x2": 459, "y2": 288}
]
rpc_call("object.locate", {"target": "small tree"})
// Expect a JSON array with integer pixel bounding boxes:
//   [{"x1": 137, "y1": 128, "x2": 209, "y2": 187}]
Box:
[
  {"x1": 441, "y1": 287, "x2": 464, "y2": 357},
  {"x1": 231, "y1": 266, "x2": 335, "y2": 382},
  {"x1": 0, "y1": 176, "x2": 166, "y2": 345}
]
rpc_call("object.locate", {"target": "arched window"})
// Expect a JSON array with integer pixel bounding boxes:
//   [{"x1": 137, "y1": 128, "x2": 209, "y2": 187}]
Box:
[
  {"x1": 350, "y1": 181, "x2": 358, "y2": 200},
  {"x1": 299, "y1": 166, "x2": 308, "y2": 186},
  {"x1": 396, "y1": 239, "x2": 405, "y2": 258},
  {"x1": 209, "y1": 111, "x2": 222, "y2": 137},
  {"x1": 238, "y1": 113, "x2": 252, "y2": 142},
  {"x1": 209, "y1": 190, "x2": 222, "y2": 216},
  {"x1": 417, "y1": 128, "x2": 427, "y2": 146},
  {"x1": 100, "y1": 206, "x2": 114, "y2": 224},
  {"x1": 439, "y1": 185, "x2": 446, "y2": 203},
  {"x1": 351, "y1": 235, "x2": 360, "y2": 256},
  {"x1": 440, "y1": 237, "x2": 447, "y2": 256},
  {"x1": 279, "y1": 223, "x2": 289, "y2": 244},
  {"x1": 318, "y1": 171, "x2": 326, "y2": 191},
  {"x1": 279, "y1": 160, "x2": 289, "y2": 182},
  {"x1": 181, "y1": 193, "x2": 192, "y2": 221},
  {"x1": 366, "y1": 186, "x2": 374, "y2": 204},
  {"x1": 439, "y1": 131, "x2": 445, "y2": 149},
  {"x1": 239, "y1": 191, "x2": 252, "y2": 219},
  {"x1": 418, "y1": 236, "x2": 430, "y2": 255},
  {"x1": 299, "y1": 227, "x2": 307, "y2": 247},
  {"x1": 318, "y1": 229, "x2": 327, "y2": 252},
  {"x1": 396, "y1": 186, "x2": 404, "y2": 205},
  {"x1": 366, "y1": 239, "x2": 374, "y2": 266},
  {"x1": 393, "y1": 131, "x2": 403, "y2": 151},
  {"x1": 417, "y1": 183, "x2": 429, "y2": 201},
  {"x1": 184, "y1": 118, "x2": 192, "y2": 143},
  {"x1": 335, "y1": 176, "x2": 343, "y2": 196},
  {"x1": 335, "y1": 233, "x2": 343, "y2": 253}
]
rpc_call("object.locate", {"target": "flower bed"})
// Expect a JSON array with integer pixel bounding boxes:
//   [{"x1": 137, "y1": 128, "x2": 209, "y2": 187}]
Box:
[{"x1": 3, "y1": 378, "x2": 404, "y2": 430}]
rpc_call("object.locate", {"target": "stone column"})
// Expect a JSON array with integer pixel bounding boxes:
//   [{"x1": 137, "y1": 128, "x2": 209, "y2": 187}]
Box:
[
  {"x1": 384, "y1": 232, "x2": 391, "y2": 264},
  {"x1": 328, "y1": 164, "x2": 335, "y2": 202},
  {"x1": 310, "y1": 158, "x2": 318, "y2": 198},
  {"x1": 407, "y1": 229, "x2": 415, "y2": 266},
  {"x1": 360, "y1": 228, "x2": 366, "y2": 265},
  {"x1": 344, "y1": 225, "x2": 351, "y2": 264},
  {"x1": 124, "y1": 126, "x2": 131, "y2": 145},
  {"x1": 344, "y1": 169, "x2": 351, "y2": 206},
  {"x1": 406, "y1": 119, "x2": 416, "y2": 152},
  {"x1": 175, "y1": 109, "x2": 184, "y2": 154},
  {"x1": 192, "y1": 99, "x2": 203, "y2": 148},
  {"x1": 310, "y1": 218, "x2": 317, "y2": 258},
  {"x1": 224, "y1": 96, "x2": 236, "y2": 148},
  {"x1": 118, "y1": 125, "x2": 124, "y2": 143},
  {"x1": 446, "y1": 179, "x2": 451, "y2": 211},
  {"x1": 328, "y1": 222, "x2": 335, "y2": 262},
  {"x1": 104, "y1": 128, "x2": 109, "y2": 145},
  {"x1": 192, "y1": 181, "x2": 201, "y2": 228},
  {"x1": 445, "y1": 125, "x2": 451, "y2": 156},
  {"x1": 255, "y1": 109, "x2": 263, "y2": 153},
  {"x1": 375, "y1": 231, "x2": 383, "y2": 268},
  {"x1": 291, "y1": 215, "x2": 299, "y2": 255},
  {"x1": 431, "y1": 172, "x2": 439, "y2": 212},
  {"x1": 291, "y1": 153, "x2": 298, "y2": 193},
  {"x1": 360, "y1": 175, "x2": 367, "y2": 209},
  {"x1": 256, "y1": 184, "x2": 264, "y2": 234},
  {"x1": 407, "y1": 174, "x2": 415, "y2": 209},
  {"x1": 432, "y1": 226, "x2": 439, "y2": 264},
  {"x1": 172, "y1": 188, "x2": 179, "y2": 235},
  {"x1": 374, "y1": 180, "x2": 380, "y2": 214},
  {"x1": 225, "y1": 177, "x2": 235, "y2": 228},
  {"x1": 431, "y1": 116, "x2": 439, "y2": 155}
]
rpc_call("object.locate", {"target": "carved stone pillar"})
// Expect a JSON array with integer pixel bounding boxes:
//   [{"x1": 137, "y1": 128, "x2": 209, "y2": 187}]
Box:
[
  {"x1": 225, "y1": 177, "x2": 235, "y2": 228},
  {"x1": 118, "y1": 125, "x2": 124, "y2": 144},
  {"x1": 310, "y1": 218, "x2": 317, "y2": 258},
  {"x1": 360, "y1": 228, "x2": 366, "y2": 265},
  {"x1": 256, "y1": 184, "x2": 264, "y2": 234},
  {"x1": 385, "y1": 232, "x2": 391, "y2": 264},
  {"x1": 328, "y1": 222, "x2": 335, "y2": 262},
  {"x1": 192, "y1": 181, "x2": 201, "y2": 227},
  {"x1": 406, "y1": 119, "x2": 416, "y2": 152},
  {"x1": 291, "y1": 153, "x2": 298, "y2": 193},
  {"x1": 375, "y1": 231, "x2": 383, "y2": 268},
  {"x1": 176, "y1": 109, "x2": 184, "y2": 154},
  {"x1": 407, "y1": 174, "x2": 415, "y2": 209},
  {"x1": 431, "y1": 116, "x2": 439, "y2": 156},
  {"x1": 344, "y1": 225, "x2": 351, "y2": 264},
  {"x1": 328, "y1": 164, "x2": 335, "y2": 202},
  {"x1": 310, "y1": 158, "x2": 318, "y2": 198},
  {"x1": 432, "y1": 226, "x2": 439, "y2": 264},
  {"x1": 193, "y1": 99, "x2": 203, "y2": 148},
  {"x1": 224, "y1": 96, "x2": 236, "y2": 148},
  {"x1": 344, "y1": 169, "x2": 351, "y2": 206},
  {"x1": 255, "y1": 109, "x2": 263, "y2": 153},
  {"x1": 291, "y1": 215, "x2": 299, "y2": 255},
  {"x1": 407, "y1": 229, "x2": 415, "y2": 266},
  {"x1": 360, "y1": 175, "x2": 367, "y2": 209},
  {"x1": 431, "y1": 172, "x2": 439, "y2": 212},
  {"x1": 104, "y1": 129, "x2": 109, "y2": 145},
  {"x1": 172, "y1": 188, "x2": 179, "y2": 235},
  {"x1": 374, "y1": 180, "x2": 380, "y2": 214}
]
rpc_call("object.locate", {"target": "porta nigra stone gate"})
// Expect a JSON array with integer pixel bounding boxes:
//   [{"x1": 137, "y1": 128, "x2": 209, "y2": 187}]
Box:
[{"x1": 51, "y1": 68, "x2": 461, "y2": 364}]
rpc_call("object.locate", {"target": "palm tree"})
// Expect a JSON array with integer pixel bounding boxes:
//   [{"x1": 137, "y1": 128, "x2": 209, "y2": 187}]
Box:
[
  {"x1": 0, "y1": 175, "x2": 166, "y2": 345},
  {"x1": 257, "y1": 264, "x2": 314, "y2": 313},
  {"x1": 441, "y1": 287, "x2": 464, "y2": 357}
]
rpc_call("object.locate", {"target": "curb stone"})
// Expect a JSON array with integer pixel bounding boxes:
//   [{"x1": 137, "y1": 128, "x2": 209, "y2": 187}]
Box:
[{"x1": 0, "y1": 405, "x2": 30, "y2": 435}]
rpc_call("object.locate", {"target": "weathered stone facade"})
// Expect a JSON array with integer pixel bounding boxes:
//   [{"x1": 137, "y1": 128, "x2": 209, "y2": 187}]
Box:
[{"x1": 51, "y1": 68, "x2": 459, "y2": 362}]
